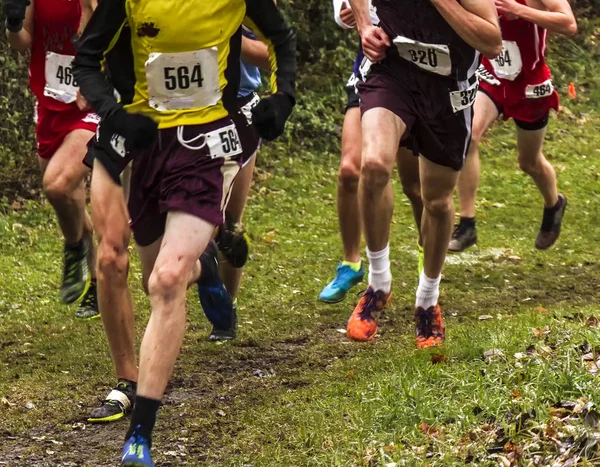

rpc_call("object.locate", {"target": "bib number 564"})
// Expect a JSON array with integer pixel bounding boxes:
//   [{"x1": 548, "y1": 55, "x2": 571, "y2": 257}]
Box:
[
  {"x1": 164, "y1": 64, "x2": 203, "y2": 91},
  {"x1": 219, "y1": 129, "x2": 240, "y2": 155}
]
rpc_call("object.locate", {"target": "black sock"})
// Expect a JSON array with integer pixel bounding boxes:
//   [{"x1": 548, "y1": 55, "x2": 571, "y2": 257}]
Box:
[
  {"x1": 460, "y1": 217, "x2": 476, "y2": 229},
  {"x1": 548, "y1": 197, "x2": 562, "y2": 213},
  {"x1": 65, "y1": 239, "x2": 84, "y2": 252},
  {"x1": 126, "y1": 395, "x2": 161, "y2": 443},
  {"x1": 198, "y1": 240, "x2": 218, "y2": 285}
]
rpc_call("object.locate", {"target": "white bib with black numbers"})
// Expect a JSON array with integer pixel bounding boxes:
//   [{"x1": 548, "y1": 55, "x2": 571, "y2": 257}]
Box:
[
  {"x1": 525, "y1": 79, "x2": 554, "y2": 99},
  {"x1": 146, "y1": 49, "x2": 221, "y2": 112},
  {"x1": 491, "y1": 41, "x2": 522, "y2": 81},
  {"x1": 393, "y1": 36, "x2": 451, "y2": 77},
  {"x1": 449, "y1": 79, "x2": 479, "y2": 113},
  {"x1": 205, "y1": 123, "x2": 243, "y2": 159},
  {"x1": 44, "y1": 52, "x2": 78, "y2": 104}
]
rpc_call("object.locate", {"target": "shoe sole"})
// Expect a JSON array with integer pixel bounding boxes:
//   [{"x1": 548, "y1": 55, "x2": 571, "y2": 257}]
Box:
[
  {"x1": 448, "y1": 239, "x2": 477, "y2": 253},
  {"x1": 88, "y1": 411, "x2": 126, "y2": 423},
  {"x1": 75, "y1": 312, "x2": 101, "y2": 321},
  {"x1": 61, "y1": 274, "x2": 92, "y2": 305},
  {"x1": 318, "y1": 294, "x2": 347, "y2": 304},
  {"x1": 535, "y1": 195, "x2": 567, "y2": 250}
]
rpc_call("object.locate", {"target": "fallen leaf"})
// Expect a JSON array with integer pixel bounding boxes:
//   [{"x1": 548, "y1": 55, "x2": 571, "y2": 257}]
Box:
[
  {"x1": 535, "y1": 306, "x2": 548, "y2": 313},
  {"x1": 336, "y1": 329, "x2": 347, "y2": 334},
  {"x1": 431, "y1": 354, "x2": 448, "y2": 364},
  {"x1": 484, "y1": 349, "x2": 505, "y2": 360},
  {"x1": 217, "y1": 410, "x2": 226, "y2": 417},
  {"x1": 511, "y1": 389, "x2": 522, "y2": 400},
  {"x1": 585, "y1": 410, "x2": 600, "y2": 428},
  {"x1": 418, "y1": 422, "x2": 441, "y2": 437},
  {"x1": 479, "y1": 315, "x2": 494, "y2": 321},
  {"x1": 585, "y1": 316, "x2": 600, "y2": 327}
]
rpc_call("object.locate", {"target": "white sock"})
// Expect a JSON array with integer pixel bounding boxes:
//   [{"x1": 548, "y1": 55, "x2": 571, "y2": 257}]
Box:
[
  {"x1": 415, "y1": 271, "x2": 441, "y2": 309},
  {"x1": 366, "y1": 245, "x2": 392, "y2": 294}
]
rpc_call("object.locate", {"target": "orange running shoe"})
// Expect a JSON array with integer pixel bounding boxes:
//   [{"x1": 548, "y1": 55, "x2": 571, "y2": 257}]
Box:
[
  {"x1": 415, "y1": 304, "x2": 445, "y2": 349},
  {"x1": 347, "y1": 287, "x2": 391, "y2": 341}
]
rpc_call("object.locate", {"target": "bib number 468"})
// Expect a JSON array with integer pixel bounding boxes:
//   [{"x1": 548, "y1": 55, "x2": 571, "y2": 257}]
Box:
[
  {"x1": 56, "y1": 65, "x2": 77, "y2": 87},
  {"x1": 164, "y1": 64, "x2": 203, "y2": 91}
]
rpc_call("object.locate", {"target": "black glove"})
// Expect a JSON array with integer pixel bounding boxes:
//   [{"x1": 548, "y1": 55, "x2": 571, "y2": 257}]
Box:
[
  {"x1": 4, "y1": 0, "x2": 30, "y2": 33},
  {"x1": 103, "y1": 108, "x2": 158, "y2": 152},
  {"x1": 251, "y1": 92, "x2": 294, "y2": 141}
]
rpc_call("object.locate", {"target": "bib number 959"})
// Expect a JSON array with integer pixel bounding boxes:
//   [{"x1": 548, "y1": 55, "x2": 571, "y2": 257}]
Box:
[{"x1": 163, "y1": 64, "x2": 203, "y2": 91}]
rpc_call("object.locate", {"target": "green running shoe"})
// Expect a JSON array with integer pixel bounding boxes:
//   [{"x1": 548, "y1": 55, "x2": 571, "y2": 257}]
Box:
[
  {"x1": 60, "y1": 237, "x2": 91, "y2": 304},
  {"x1": 75, "y1": 279, "x2": 100, "y2": 320},
  {"x1": 89, "y1": 380, "x2": 135, "y2": 423}
]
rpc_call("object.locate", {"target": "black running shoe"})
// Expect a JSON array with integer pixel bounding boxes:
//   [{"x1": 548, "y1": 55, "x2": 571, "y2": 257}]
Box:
[
  {"x1": 448, "y1": 220, "x2": 477, "y2": 252},
  {"x1": 216, "y1": 216, "x2": 250, "y2": 268},
  {"x1": 197, "y1": 240, "x2": 235, "y2": 337},
  {"x1": 535, "y1": 194, "x2": 567, "y2": 250},
  {"x1": 209, "y1": 299, "x2": 238, "y2": 341},
  {"x1": 75, "y1": 280, "x2": 99, "y2": 320},
  {"x1": 89, "y1": 380, "x2": 136, "y2": 423},
  {"x1": 60, "y1": 237, "x2": 91, "y2": 304}
]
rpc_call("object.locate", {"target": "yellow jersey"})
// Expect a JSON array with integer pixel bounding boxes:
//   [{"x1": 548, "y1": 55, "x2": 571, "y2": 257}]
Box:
[{"x1": 74, "y1": 0, "x2": 296, "y2": 129}]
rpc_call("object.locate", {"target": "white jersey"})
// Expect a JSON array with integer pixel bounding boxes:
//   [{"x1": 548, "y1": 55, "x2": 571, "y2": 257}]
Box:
[{"x1": 332, "y1": 0, "x2": 379, "y2": 29}]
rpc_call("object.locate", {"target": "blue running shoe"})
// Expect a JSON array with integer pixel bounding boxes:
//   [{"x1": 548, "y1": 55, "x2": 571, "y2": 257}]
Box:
[
  {"x1": 319, "y1": 262, "x2": 364, "y2": 304},
  {"x1": 122, "y1": 428, "x2": 153, "y2": 467},
  {"x1": 197, "y1": 240, "x2": 235, "y2": 332}
]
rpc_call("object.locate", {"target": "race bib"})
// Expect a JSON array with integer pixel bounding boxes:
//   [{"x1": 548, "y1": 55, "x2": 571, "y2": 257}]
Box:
[
  {"x1": 449, "y1": 79, "x2": 479, "y2": 113},
  {"x1": 146, "y1": 48, "x2": 220, "y2": 112},
  {"x1": 525, "y1": 79, "x2": 554, "y2": 99},
  {"x1": 491, "y1": 41, "x2": 522, "y2": 81},
  {"x1": 205, "y1": 123, "x2": 243, "y2": 159},
  {"x1": 358, "y1": 56, "x2": 373, "y2": 82},
  {"x1": 44, "y1": 52, "x2": 77, "y2": 104},
  {"x1": 476, "y1": 65, "x2": 501, "y2": 86},
  {"x1": 394, "y1": 36, "x2": 451, "y2": 77},
  {"x1": 346, "y1": 72, "x2": 358, "y2": 89}
]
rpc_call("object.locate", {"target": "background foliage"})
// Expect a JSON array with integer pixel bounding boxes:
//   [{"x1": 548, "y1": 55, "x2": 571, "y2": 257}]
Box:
[{"x1": 0, "y1": 0, "x2": 598, "y2": 186}]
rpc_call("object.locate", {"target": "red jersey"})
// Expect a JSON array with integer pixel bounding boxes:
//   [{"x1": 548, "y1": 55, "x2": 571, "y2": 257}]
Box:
[
  {"x1": 478, "y1": 1, "x2": 559, "y2": 122},
  {"x1": 30, "y1": 0, "x2": 81, "y2": 111}
]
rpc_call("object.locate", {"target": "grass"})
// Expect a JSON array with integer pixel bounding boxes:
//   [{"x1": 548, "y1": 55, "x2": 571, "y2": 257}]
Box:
[{"x1": 2, "y1": 25, "x2": 600, "y2": 467}]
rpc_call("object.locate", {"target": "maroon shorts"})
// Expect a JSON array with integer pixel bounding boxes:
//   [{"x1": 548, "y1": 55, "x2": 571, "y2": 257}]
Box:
[
  {"x1": 36, "y1": 104, "x2": 99, "y2": 159},
  {"x1": 128, "y1": 117, "x2": 245, "y2": 247},
  {"x1": 231, "y1": 92, "x2": 262, "y2": 167},
  {"x1": 358, "y1": 60, "x2": 475, "y2": 171}
]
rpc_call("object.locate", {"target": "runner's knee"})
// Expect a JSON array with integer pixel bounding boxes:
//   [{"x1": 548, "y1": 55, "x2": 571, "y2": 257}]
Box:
[
  {"x1": 518, "y1": 153, "x2": 543, "y2": 175},
  {"x1": 422, "y1": 192, "x2": 453, "y2": 217},
  {"x1": 402, "y1": 179, "x2": 422, "y2": 205},
  {"x1": 339, "y1": 158, "x2": 361, "y2": 193},
  {"x1": 97, "y1": 238, "x2": 129, "y2": 279},
  {"x1": 148, "y1": 262, "x2": 189, "y2": 299},
  {"x1": 43, "y1": 171, "x2": 81, "y2": 202},
  {"x1": 361, "y1": 158, "x2": 391, "y2": 189}
]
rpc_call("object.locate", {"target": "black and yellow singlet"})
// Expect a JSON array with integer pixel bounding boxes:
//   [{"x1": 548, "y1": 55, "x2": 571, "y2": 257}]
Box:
[{"x1": 74, "y1": 0, "x2": 296, "y2": 129}]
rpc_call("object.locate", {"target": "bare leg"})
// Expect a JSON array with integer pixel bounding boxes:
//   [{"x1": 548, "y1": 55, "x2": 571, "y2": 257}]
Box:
[
  {"x1": 338, "y1": 107, "x2": 363, "y2": 263},
  {"x1": 220, "y1": 154, "x2": 256, "y2": 300},
  {"x1": 90, "y1": 160, "x2": 137, "y2": 382},
  {"x1": 137, "y1": 211, "x2": 215, "y2": 400},
  {"x1": 516, "y1": 125, "x2": 558, "y2": 208},
  {"x1": 397, "y1": 147, "x2": 423, "y2": 245},
  {"x1": 456, "y1": 92, "x2": 500, "y2": 218},
  {"x1": 360, "y1": 108, "x2": 405, "y2": 253},
  {"x1": 40, "y1": 129, "x2": 94, "y2": 247},
  {"x1": 420, "y1": 158, "x2": 460, "y2": 278}
]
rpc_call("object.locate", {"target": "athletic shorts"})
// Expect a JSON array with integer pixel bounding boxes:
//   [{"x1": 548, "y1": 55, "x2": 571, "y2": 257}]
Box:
[
  {"x1": 83, "y1": 124, "x2": 133, "y2": 185},
  {"x1": 35, "y1": 104, "x2": 99, "y2": 159},
  {"x1": 231, "y1": 92, "x2": 261, "y2": 168},
  {"x1": 359, "y1": 60, "x2": 476, "y2": 171},
  {"x1": 479, "y1": 80, "x2": 558, "y2": 131},
  {"x1": 345, "y1": 73, "x2": 360, "y2": 112},
  {"x1": 127, "y1": 117, "x2": 245, "y2": 247}
]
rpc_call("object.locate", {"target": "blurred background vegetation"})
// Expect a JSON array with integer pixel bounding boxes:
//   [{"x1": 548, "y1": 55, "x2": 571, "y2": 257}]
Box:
[{"x1": 0, "y1": 0, "x2": 598, "y2": 193}]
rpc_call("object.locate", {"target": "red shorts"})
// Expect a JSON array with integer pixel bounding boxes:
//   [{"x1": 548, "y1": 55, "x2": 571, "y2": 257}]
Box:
[{"x1": 35, "y1": 104, "x2": 99, "y2": 159}]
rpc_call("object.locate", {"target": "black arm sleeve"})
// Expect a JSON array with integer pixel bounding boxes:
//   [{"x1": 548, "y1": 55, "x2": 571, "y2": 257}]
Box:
[
  {"x1": 244, "y1": 0, "x2": 297, "y2": 103},
  {"x1": 72, "y1": 0, "x2": 128, "y2": 120}
]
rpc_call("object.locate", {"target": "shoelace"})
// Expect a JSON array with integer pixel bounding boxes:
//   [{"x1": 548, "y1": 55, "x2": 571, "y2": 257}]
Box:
[
  {"x1": 452, "y1": 223, "x2": 471, "y2": 239},
  {"x1": 359, "y1": 288, "x2": 378, "y2": 318},
  {"x1": 332, "y1": 266, "x2": 359, "y2": 288},
  {"x1": 416, "y1": 308, "x2": 433, "y2": 337}
]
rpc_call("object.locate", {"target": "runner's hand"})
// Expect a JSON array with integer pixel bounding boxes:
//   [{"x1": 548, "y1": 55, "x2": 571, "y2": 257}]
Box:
[
  {"x1": 494, "y1": 0, "x2": 521, "y2": 17},
  {"x1": 251, "y1": 92, "x2": 294, "y2": 141},
  {"x1": 360, "y1": 25, "x2": 390, "y2": 63},
  {"x1": 108, "y1": 109, "x2": 158, "y2": 151},
  {"x1": 4, "y1": 0, "x2": 30, "y2": 32},
  {"x1": 340, "y1": 7, "x2": 356, "y2": 28},
  {"x1": 76, "y1": 90, "x2": 91, "y2": 112}
]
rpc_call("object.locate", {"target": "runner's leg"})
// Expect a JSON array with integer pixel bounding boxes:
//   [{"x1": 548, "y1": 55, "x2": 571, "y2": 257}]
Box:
[{"x1": 396, "y1": 147, "x2": 422, "y2": 244}]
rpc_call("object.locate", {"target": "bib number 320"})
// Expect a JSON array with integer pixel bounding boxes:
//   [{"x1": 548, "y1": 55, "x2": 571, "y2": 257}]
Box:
[{"x1": 393, "y1": 35, "x2": 452, "y2": 77}]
